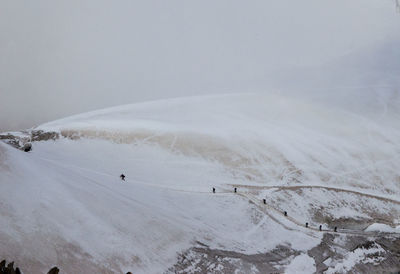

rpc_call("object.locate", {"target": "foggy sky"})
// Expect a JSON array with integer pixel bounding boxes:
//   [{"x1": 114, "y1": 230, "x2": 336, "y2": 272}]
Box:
[{"x1": 1, "y1": 0, "x2": 399, "y2": 132}]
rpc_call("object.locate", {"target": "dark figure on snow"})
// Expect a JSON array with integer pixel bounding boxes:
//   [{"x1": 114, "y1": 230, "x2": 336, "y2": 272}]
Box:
[
  {"x1": 120, "y1": 174, "x2": 126, "y2": 181},
  {"x1": 212, "y1": 187, "x2": 215, "y2": 193}
]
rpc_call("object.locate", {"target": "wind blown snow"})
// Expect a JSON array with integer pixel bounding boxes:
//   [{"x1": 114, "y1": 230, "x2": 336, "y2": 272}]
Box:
[{"x1": 0, "y1": 93, "x2": 399, "y2": 273}]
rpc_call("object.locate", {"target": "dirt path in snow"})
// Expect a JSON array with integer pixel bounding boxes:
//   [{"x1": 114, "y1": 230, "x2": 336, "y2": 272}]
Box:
[
  {"x1": 224, "y1": 184, "x2": 400, "y2": 237},
  {"x1": 34, "y1": 154, "x2": 400, "y2": 238},
  {"x1": 235, "y1": 191, "x2": 389, "y2": 237},
  {"x1": 229, "y1": 183, "x2": 400, "y2": 205}
]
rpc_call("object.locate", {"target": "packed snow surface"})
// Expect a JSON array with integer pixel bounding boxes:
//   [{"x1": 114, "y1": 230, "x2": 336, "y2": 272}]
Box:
[
  {"x1": 1, "y1": 93, "x2": 399, "y2": 273},
  {"x1": 285, "y1": 253, "x2": 316, "y2": 274},
  {"x1": 365, "y1": 223, "x2": 400, "y2": 233}
]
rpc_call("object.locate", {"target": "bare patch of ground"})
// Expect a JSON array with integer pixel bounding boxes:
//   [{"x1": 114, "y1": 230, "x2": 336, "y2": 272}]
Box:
[
  {"x1": 31, "y1": 130, "x2": 59, "y2": 142},
  {"x1": 309, "y1": 233, "x2": 400, "y2": 273},
  {"x1": 168, "y1": 234, "x2": 400, "y2": 274},
  {"x1": 167, "y1": 242, "x2": 299, "y2": 274}
]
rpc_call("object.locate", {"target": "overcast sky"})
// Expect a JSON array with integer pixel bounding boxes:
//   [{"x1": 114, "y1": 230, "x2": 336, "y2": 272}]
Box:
[{"x1": 1, "y1": 0, "x2": 399, "y2": 132}]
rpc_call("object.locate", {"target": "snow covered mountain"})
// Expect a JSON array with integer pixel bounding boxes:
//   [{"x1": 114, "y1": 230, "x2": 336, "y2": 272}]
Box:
[{"x1": 1, "y1": 93, "x2": 400, "y2": 273}]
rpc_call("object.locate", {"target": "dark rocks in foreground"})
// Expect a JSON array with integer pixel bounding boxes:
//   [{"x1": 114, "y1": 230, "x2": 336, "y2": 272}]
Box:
[
  {"x1": 0, "y1": 260, "x2": 21, "y2": 274},
  {"x1": 47, "y1": 267, "x2": 59, "y2": 274},
  {"x1": 0, "y1": 260, "x2": 59, "y2": 274}
]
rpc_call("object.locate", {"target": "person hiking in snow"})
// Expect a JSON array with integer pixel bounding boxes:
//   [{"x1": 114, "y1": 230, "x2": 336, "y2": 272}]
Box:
[{"x1": 120, "y1": 174, "x2": 126, "y2": 181}]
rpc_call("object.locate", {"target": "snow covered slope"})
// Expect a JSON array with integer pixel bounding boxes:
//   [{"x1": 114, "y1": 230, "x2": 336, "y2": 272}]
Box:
[
  {"x1": 38, "y1": 93, "x2": 400, "y2": 193},
  {"x1": 1, "y1": 93, "x2": 400, "y2": 273}
]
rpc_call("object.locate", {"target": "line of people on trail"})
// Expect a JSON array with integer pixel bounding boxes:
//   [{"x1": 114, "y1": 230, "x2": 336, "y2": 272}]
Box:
[
  {"x1": 116, "y1": 179, "x2": 338, "y2": 274},
  {"x1": 117, "y1": 177, "x2": 341, "y2": 234},
  {"x1": 212, "y1": 186, "x2": 340, "y2": 234}
]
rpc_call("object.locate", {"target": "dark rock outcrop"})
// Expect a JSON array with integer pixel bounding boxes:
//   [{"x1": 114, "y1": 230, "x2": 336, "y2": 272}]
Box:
[
  {"x1": 0, "y1": 130, "x2": 59, "y2": 152},
  {"x1": 1, "y1": 260, "x2": 61, "y2": 274},
  {"x1": 47, "y1": 266, "x2": 59, "y2": 274},
  {"x1": 0, "y1": 260, "x2": 21, "y2": 274},
  {"x1": 30, "y1": 130, "x2": 59, "y2": 142},
  {"x1": 22, "y1": 143, "x2": 32, "y2": 152}
]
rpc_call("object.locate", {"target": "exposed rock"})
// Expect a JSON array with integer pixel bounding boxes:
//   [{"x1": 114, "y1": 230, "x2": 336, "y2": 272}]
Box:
[
  {"x1": 0, "y1": 130, "x2": 59, "y2": 151},
  {"x1": 31, "y1": 130, "x2": 59, "y2": 142},
  {"x1": 167, "y1": 233, "x2": 400, "y2": 274},
  {"x1": 308, "y1": 233, "x2": 400, "y2": 273},
  {"x1": 22, "y1": 143, "x2": 32, "y2": 152},
  {"x1": 167, "y1": 243, "x2": 300, "y2": 273},
  {"x1": 0, "y1": 260, "x2": 61, "y2": 274},
  {"x1": 47, "y1": 266, "x2": 60, "y2": 274},
  {"x1": 0, "y1": 260, "x2": 21, "y2": 274},
  {"x1": 0, "y1": 133, "x2": 29, "y2": 151}
]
